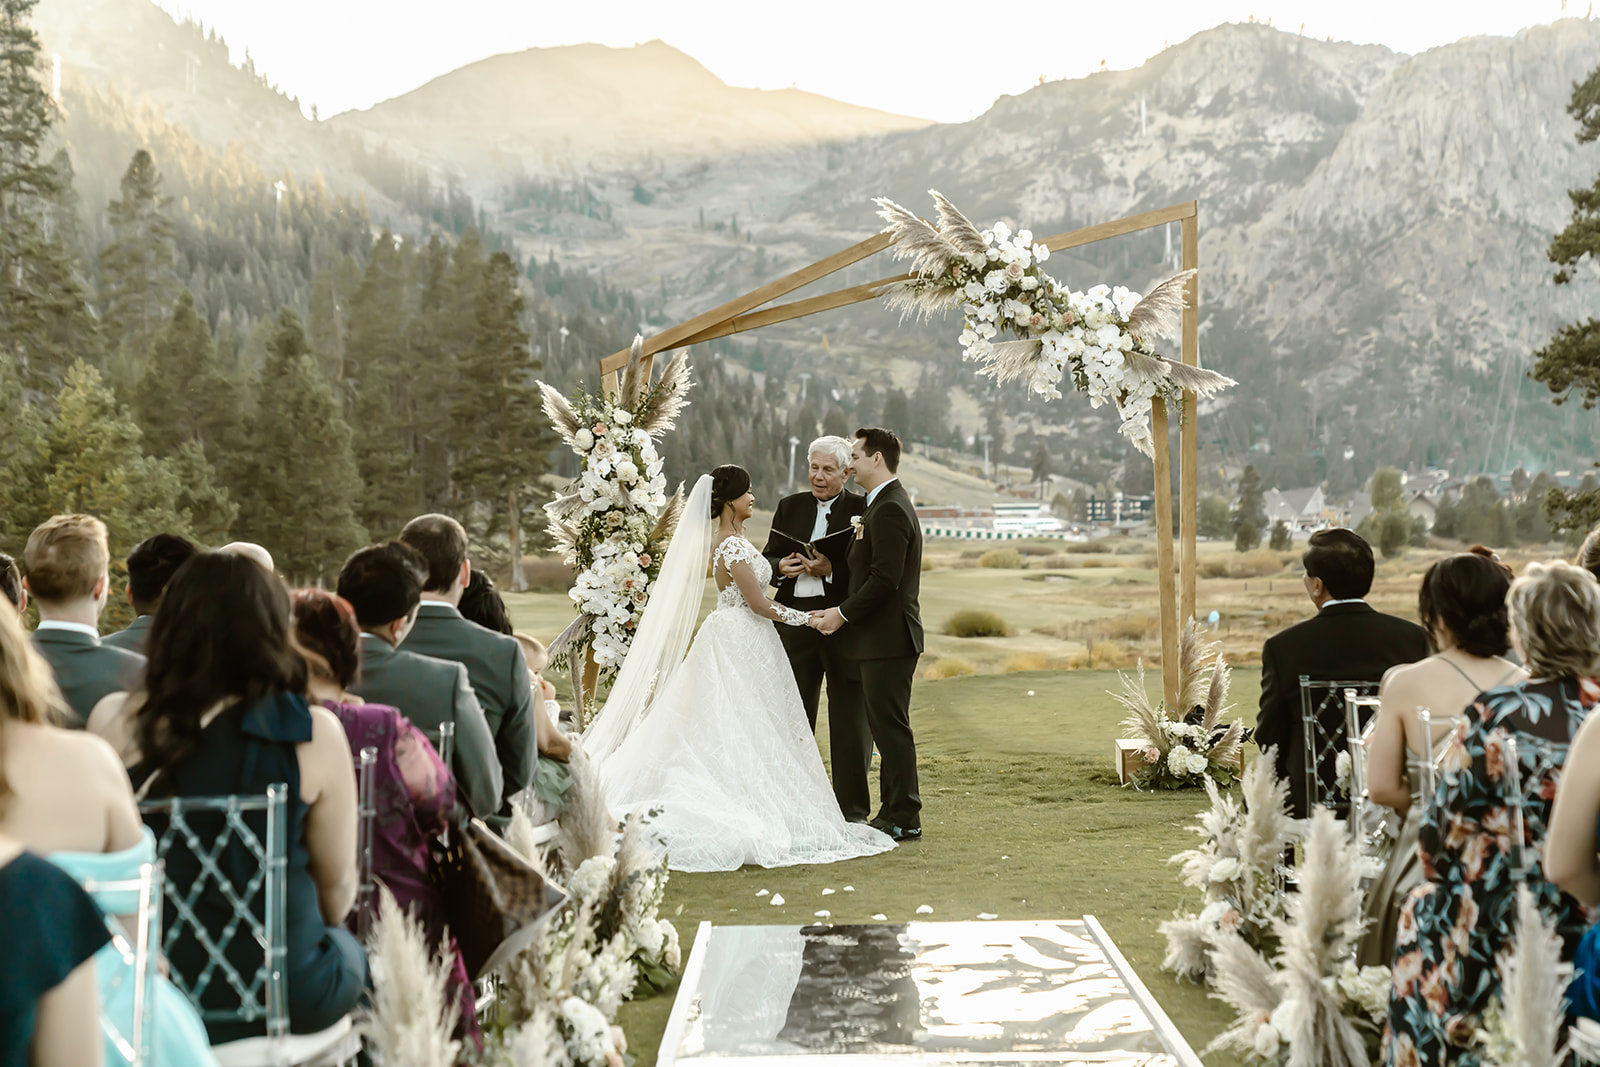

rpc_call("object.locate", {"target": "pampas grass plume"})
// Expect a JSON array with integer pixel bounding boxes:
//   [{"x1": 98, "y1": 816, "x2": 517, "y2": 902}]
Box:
[
  {"x1": 1491, "y1": 884, "x2": 1572, "y2": 1067},
  {"x1": 365, "y1": 888, "x2": 461, "y2": 1067},
  {"x1": 555, "y1": 747, "x2": 617, "y2": 877}
]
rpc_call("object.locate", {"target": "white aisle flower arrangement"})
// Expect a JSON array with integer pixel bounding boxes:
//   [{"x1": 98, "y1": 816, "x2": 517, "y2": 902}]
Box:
[
  {"x1": 1159, "y1": 747, "x2": 1298, "y2": 981},
  {"x1": 539, "y1": 337, "x2": 692, "y2": 701},
  {"x1": 1114, "y1": 619, "x2": 1245, "y2": 790},
  {"x1": 488, "y1": 752, "x2": 683, "y2": 1067},
  {"x1": 872, "y1": 192, "x2": 1235, "y2": 456}
]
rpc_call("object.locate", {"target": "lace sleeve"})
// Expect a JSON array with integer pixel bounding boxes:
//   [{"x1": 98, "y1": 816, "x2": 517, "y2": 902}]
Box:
[{"x1": 720, "y1": 538, "x2": 810, "y2": 627}]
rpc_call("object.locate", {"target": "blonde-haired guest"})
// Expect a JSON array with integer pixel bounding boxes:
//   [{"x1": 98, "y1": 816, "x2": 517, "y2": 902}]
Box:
[
  {"x1": 23, "y1": 515, "x2": 144, "y2": 725},
  {"x1": 1382, "y1": 560, "x2": 1600, "y2": 1066}
]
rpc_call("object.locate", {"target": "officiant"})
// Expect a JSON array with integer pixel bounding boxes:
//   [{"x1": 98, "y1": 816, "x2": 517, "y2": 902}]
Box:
[{"x1": 763, "y1": 435, "x2": 873, "y2": 823}]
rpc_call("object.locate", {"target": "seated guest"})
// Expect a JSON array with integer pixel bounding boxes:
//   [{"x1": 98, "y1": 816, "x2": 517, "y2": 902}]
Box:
[
  {"x1": 104, "y1": 533, "x2": 200, "y2": 654},
  {"x1": 398, "y1": 515, "x2": 535, "y2": 815},
  {"x1": 458, "y1": 568, "x2": 514, "y2": 635},
  {"x1": 89, "y1": 552, "x2": 365, "y2": 1043},
  {"x1": 1358, "y1": 553, "x2": 1526, "y2": 967},
  {"x1": 0, "y1": 599, "x2": 216, "y2": 1065},
  {"x1": 0, "y1": 832, "x2": 109, "y2": 1067},
  {"x1": 336, "y1": 542, "x2": 502, "y2": 819},
  {"x1": 1578, "y1": 525, "x2": 1600, "y2": 582},
  {"x1": 1382, "y1": 561, "x2": 1599, "y2": 1065},
  {"x1": 1255, "y1": 528, "x2": 1429, "y2": 818},
  {"x1": 218, "y1": 541, "x2": 274, "y2": 573},
  {"x1": 0, "y1": 551, "x2": 24, "y2": 613},
  {"x1": 23, "y1": 515, "x2": 144, "y2": 725},
  {"x1": 289, "y1": 588, "x2": 478, "y2": 1046},
  {"x1": 454, "y1": 572, "x2": 572, "y2": 763}
]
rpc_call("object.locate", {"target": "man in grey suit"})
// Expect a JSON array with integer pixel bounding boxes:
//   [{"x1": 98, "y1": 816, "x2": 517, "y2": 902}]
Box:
[
  {"x1": 399, "y1": 514, "x2": 536, "y2": 818},
  {"x1": 104, "y1": 533, "x2": 199, "y2": 654},
  {"x1": 336, "y1": 541, "x2": 503, "y2": 819},
  {"x1": 23, "y1": 515, "x2": 145, "y2": 726}
]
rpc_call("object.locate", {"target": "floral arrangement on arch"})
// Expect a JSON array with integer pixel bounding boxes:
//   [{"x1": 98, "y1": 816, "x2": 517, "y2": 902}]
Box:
[
  {"x1": 539, "y1": 338, "x2": 692, "y2": 698},
  {"x1": 872, "y1": 192, "x2": 1235, "y2": 457},
  {"x1": 1160, "y1": 746, "x2": 1298, "y2": 982},
  {"x1": 1114, "y1": 620, "x2": 1245, "y2": 790}
]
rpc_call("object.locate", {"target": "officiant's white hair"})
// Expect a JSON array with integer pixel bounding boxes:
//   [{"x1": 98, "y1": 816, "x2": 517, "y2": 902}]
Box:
[{"x1": 808, "y1": 436, "x2": 851, "y2": 469}]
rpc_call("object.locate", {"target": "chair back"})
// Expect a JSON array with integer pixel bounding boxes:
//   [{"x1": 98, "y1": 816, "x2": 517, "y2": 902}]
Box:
[
  {"x1": 1500, "y1": 734, "x2": 1567, "y2": 884},
  {"x1": 354, "y1": 746, "x2": 378, "y2": 942},
  {"x1": 138, "y1": 784, "x2": 290, "y2": 1041},
  {"x1": 436, "y1": 721, "x2": 455, "y2": 767},
  {"x1": 81, "y1": 860, "x2": 165, "y2": 1066},
  {"x1": 1298, "y1": 677, "x2": 1380, "y2": 816}
]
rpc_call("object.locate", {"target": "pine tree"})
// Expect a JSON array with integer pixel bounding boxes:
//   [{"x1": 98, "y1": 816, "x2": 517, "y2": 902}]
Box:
[
  {"x1": 1233, "y1": 465, "x2": 1266, "y2": 551},
  {"x1": 238, "y1": 309, "x2": 367, "y2": 581},
  {"x1": 344, "y1": 229, "x2": 417, "y2": 535},
  {"x1": 1534, "y1": 62, "x2": 1600, "y2": 532},
  {"x1": 451, "y1": 251, "x2": 551, "y2": 591},
  {"x1": 0, "y1": 1, "x2": 99, "y2": 392},
  {"x1": 135, "y1": 289, "x2": 242, "y2": 461},
  {"x1": 98, "y1": 149, "x2": 180, "y2": 369}
]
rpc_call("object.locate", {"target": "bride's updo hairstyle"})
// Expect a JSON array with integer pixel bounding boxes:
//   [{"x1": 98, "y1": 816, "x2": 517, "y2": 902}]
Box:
[
  {"x1": 1418, "y1": 551, "x2": 1512, "y2": 658},
  {"x1": 710, "y1": 464, "x2": 752, "y2": 519}
]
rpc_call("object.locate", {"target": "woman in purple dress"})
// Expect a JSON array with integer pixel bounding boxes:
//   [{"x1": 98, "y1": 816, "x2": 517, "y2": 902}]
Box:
[{"x1": 290, "y1": 589, "x2": 477, "y2": 1046}]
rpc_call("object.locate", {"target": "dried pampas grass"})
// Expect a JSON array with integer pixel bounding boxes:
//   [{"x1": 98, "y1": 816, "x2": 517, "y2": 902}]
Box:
[
  {"x1": 1124, "y1": 269, "x2": 1195, "y2": 343},
  {"x1": 971, "y1": 339, "x2": 1046, "y2": 385},
  {"x1": 640, "y1": 348, "x2": 693, "y2": 435},
  {"x1": 1480, "y1": 884, "x2": 1572, "y2": 1067},
  {"x1": 1113, "y1": 662, "x2": 1164, "y2": 747},
  {"x1": 874, "y1": 197, "x2": 956, "y2": 277},
  {"x1": 505, "y1": 1004, "x2": 571, "y2": 1066},
  {"x1": 931, "y1": 189, "x2": 987, "y2": 257},
  {"x1": 1239, "y1": 748, "x2": 1298, "y2": 887},
  {"x1": 364, "y1": 889, "x2": 461, "y2": 1067},
  {"x1": 554, "y1": 747, "x2": 616, "y2": 877},
  {"x1": 539, "y1": 381, "x2": 581, "y2": 444}
]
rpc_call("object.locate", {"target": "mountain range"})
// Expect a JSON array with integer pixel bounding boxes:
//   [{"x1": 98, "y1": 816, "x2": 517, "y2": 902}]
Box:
[{"x1": 31, "y1": 0, "x2": 1600, "y2": 489}]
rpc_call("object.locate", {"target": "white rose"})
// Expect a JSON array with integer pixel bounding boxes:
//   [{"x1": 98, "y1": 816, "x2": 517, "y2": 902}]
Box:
[
  {"x1": 1199, "y1": 900, "x2": 1229, "y2": 925},
  {"x1": 1187, "y1": 753, "x2": 1209, "y2": 776},
  {"x1": 1253, "y1": 1022, "x2": 1280, "y2": 1057},
  {"x1": 1209, "y1": 857, "x2": 1242, "y2": 883},
  {"x1": 574, "y1": 428, "x2": 594, "y2": 451},
  {"x1": 613, "y1": 409, "x2": 633, "y2": 425}
]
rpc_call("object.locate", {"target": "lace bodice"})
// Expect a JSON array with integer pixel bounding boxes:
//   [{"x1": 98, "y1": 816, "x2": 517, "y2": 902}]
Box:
[{"x1": 715, "y1": 536, "x2": 771, "y2": 610}]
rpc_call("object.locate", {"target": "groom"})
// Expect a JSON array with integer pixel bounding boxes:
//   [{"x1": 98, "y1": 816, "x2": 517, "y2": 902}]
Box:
[{"x1": 813, "y1": 427, "x2": 924, "y2": 842}]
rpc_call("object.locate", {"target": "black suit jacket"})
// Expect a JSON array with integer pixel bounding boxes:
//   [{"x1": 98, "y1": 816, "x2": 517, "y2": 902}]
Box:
[
  {"x1": 1256, "y1": 601, "x2": 1429, "y2": 814},
  {"x1": 762, "y1": 489, "x2": 866, "y2": 609},
  {"x1": 839, "y1": 480, "x2": 924, "y2": 661}
]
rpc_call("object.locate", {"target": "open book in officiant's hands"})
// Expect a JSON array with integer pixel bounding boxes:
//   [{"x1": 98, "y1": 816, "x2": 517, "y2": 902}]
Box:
[{"x1": 768, "y1": 526, "x2": 854, "y2": 562}]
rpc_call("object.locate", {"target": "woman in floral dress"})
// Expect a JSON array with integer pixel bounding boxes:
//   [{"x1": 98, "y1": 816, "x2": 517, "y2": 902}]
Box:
[{"x1": 1382, "y1": 561, "x2": 1600, "y2": 1066}]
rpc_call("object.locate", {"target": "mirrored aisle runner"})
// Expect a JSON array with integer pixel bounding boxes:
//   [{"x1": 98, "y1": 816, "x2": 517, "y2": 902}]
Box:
[{"x1": 659, "y1": 919, "x2": 1202, "y2": 1067}]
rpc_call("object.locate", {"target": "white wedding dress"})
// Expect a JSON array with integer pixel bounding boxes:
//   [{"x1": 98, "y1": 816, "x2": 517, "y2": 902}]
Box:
[{"x1": 591, "y1": 531, "x2": 895, "y2": 872}]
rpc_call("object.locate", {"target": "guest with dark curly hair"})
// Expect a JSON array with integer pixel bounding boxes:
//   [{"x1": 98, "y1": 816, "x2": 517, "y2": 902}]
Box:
[{"x1": 1357, "y1": 552, "x2": 1527, "y2": 966}]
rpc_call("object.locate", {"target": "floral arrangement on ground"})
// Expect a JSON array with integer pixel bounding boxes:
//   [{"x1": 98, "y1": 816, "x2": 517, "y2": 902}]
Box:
[
  {"x1": 1114, "y1": 619, "x2": 1244, "y2": 790},
  {"x1": 540, "y1": 338, "x2": 692, "y2": 701},
  {"x1": 871, "y1": 191, "x2": 1234, "y2": 456}
]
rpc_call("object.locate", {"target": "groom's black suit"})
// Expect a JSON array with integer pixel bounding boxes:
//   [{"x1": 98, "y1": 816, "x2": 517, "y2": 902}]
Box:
[
  {"x1": 764, "y1": 488, "x2": 873, "y2": 821},
  {"x1": 838, "y1": 478, "x2": 923, "y2": 831}
]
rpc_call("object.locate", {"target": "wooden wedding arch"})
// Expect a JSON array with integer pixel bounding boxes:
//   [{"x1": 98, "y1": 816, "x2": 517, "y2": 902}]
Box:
[{"x1": 593, "y1": 201, "x2": 1204, "y2": 709}]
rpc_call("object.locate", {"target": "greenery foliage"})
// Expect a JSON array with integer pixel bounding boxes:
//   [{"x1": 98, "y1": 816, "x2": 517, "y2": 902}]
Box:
[{"x1": 945, "y1": 608, "x2": 1011, "y2": 637}]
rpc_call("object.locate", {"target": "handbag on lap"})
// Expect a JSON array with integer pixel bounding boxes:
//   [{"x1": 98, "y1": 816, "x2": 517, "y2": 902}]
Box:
[{"x1": 429, "y1": 817, "x2": 566, "y2": 979}]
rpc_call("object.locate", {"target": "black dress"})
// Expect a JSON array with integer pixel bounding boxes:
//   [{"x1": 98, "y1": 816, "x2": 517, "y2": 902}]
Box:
[
  {"x1": 132, "y1": 691, "x2": 367, "y2": 1042},
  {"x1": 0, "y1": 849, "x2": 111, "y2": 1066}
]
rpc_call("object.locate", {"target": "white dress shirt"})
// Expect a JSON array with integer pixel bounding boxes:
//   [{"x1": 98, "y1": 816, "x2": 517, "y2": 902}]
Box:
[
  {"x1": 35, "y1": 619, "x2": 101, "y2": 640},
  {"x1": 793, "y1": 493, "x2": 840, "y2": 599},
  {"x1": 865, "y1": 476, "x2": 898, "y2": 508}
]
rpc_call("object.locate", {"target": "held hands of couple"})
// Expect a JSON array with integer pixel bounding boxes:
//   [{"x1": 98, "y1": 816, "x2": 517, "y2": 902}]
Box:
[{"x1": 808, "y1": 607, "x2": 845, "y2": 635}]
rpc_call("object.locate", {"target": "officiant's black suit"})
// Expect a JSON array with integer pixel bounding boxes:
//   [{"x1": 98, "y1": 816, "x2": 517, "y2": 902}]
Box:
[
  {"x1": 764, "y1": 488, "x2": 873, "y2": 821},
  {"x1": 1256, "y1": 601, "x2": 1428, "y2": 819},
  {"x1": 838, "y1": 479, "x2": 923, "y2": 832}
]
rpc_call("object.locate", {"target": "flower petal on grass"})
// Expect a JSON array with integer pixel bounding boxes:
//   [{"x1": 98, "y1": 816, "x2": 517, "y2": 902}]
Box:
[
  {"x1": 770, "y1": 894, "x2": 784, "y2": 906},
  {"x1": 916, "y1": 905, "x2": 934, "y2": 915},
  {"x1": 842, "y1": 886, "x2": 855, "y2": 892},
  {"x1": 978, "y1": 913, "x2": 998, "y2": 920},
  {"x1": 814, "y1": 910, "x2": 831, "y2": 918},
  {"x1": 755, "y1": 889, "x2": 769, "y2": 897},
  {"x1": 872, "y1": 914, "x2": 888, "y2": 921},
  {"x1": 821, "y1": 888, "x2": 835, "y2": 896}
]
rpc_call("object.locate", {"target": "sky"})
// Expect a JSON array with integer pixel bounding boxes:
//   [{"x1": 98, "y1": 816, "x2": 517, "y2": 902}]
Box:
[{"x1": 156, "y1": 0, "x2": 1584, "y2": 123}]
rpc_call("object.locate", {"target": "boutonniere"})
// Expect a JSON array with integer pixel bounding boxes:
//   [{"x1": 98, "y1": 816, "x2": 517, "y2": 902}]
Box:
[{"x1": 850, "y1": 515, "x2": 864, "y2": 541}]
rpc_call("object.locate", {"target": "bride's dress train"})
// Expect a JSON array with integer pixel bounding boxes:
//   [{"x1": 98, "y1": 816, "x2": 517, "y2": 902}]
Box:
[{"x1": 592, "y1": 536, "x2": 894, "y2": 872}]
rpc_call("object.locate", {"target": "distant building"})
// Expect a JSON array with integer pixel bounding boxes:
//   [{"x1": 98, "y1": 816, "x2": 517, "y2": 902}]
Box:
[
  {"x1": 1085, "y1": 494, "x2": 1153, "y2": 523},
  {"x1": 1406, "y1": 491, "x2": 1437, "y2": 531},
  {"x1": 1263, "y1": 487, "x2": 1326, "y2": 533}
]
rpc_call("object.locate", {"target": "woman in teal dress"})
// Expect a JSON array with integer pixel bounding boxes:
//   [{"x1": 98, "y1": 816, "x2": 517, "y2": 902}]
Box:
[{"x1": 1381, "y1": 562, "x2": 1600, "y2": 1066}]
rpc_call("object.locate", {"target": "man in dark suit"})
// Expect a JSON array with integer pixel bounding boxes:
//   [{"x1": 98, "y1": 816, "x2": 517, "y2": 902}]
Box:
[
  {"x1": 337, "y1": 541, "x2": 503, "y2": 819},
  {"x1": 398, "y1": 514, "x2": 536, "y2": 818},
  {"x1": 104, "y1": 533, "x2": 199, "y2": 654},
  {"x1": 813, "y1": 428, "x2": 924, "y2": 841},
  {"x1": 762, "y1": 435, "x2": 872, "y2": 821},
  {"x1": 22, "y1": 514, "x2": 145, "y2": 725},
  {"x1": 1256, "y1": 528, "x2": 1429, "y2": 818}
]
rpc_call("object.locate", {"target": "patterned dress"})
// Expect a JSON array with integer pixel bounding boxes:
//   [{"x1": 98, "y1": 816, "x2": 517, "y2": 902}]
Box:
[{"x1": 1381, "y1": 678, "x2": 1598, "y2": 1067}]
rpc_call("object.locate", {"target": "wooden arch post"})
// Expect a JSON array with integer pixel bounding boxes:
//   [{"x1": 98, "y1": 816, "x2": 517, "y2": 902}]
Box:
[{"x1": 589, "y1": 202, "x2": 1202, "y2": 709}]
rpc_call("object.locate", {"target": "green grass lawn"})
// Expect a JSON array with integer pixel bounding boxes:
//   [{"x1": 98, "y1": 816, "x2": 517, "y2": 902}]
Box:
[{"x1": 611, "y1": 666, "x2": 1264, "y2": 1067}]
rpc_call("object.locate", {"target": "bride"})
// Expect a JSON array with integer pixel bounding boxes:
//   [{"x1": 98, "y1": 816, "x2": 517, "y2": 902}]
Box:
[{"x1": 584, "y1": 464, "x2": 895, "y2": 872}]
